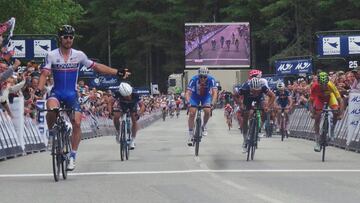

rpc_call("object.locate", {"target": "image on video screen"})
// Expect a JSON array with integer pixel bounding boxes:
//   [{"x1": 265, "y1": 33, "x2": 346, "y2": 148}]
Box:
[{"x1": 185, "y1": 22, "x2": 250, "y2": 68}]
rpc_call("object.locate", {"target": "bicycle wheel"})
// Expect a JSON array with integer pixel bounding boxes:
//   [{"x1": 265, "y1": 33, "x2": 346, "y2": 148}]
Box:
[
  {"x1": 251, "y1": 119, "x2": 259, "y2": 160},
  {"x1": 120, "y1": 121, "x2": 126, "y2": 161},
  {"x1": 52, "y1": 129, "x2": 61, "y2": 182},
  {"x1": 194, "y1": 117, "x2": 201, "y2": 156},
  {"x1": 126, "y1": 126, "x2": 131, "y2": 160},
  {"x1": 61, "y1": 129, "x2": 70, "y2": 180},
  {"x1": 321, "y1": 118, "x2": 328, "y2": 162},
  {"x1": 247, "y1": 118, "x2": 256, "y2": 161}
]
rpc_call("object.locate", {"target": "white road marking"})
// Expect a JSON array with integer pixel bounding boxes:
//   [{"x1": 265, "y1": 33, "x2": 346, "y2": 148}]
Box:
[
  {"x1": 255, "y1": 193, "x2": 285, "y2": 203},
  {"x1": 1, "y1": 169, "x2": 360, "y2": 178},
  {"x1": 186, "y1": 58, "x2": 249, "y2": 61}
]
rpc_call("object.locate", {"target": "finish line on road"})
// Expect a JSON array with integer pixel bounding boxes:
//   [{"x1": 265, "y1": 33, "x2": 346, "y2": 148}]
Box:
[{"x1": 1, "y1": 169, "x2": 360, "y2": 178}]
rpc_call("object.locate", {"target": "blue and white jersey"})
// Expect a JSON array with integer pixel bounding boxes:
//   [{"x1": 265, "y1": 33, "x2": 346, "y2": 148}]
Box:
[
  {"x1": 187, "y1": 75, "x2": 217, "y2": 98},
  {"x1": 42, "y1": 48, "x2": 95, "y2": 94},
  {"x1": 237, "y1": 81, "x2": 269, "y2": 100}
]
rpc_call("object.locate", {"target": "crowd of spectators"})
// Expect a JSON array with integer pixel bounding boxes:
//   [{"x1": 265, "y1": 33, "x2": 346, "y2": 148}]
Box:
[
  {"x1": 215, "y1": 68, "x2": 360, "y2": 110},
  {"x1": 0, "y1": 59, "x2": 168, "y2": 121},
  {"x1": 276, "y1": 68, "x2": 360, "y2": 109}
]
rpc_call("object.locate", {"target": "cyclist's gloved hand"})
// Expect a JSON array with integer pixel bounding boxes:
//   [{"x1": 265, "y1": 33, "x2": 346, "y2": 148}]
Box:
[
  {"x1": 34, "y1": 89, "x2": 43, "y2": 98},
  {"x1": 116, "y1": 68, "x2": 131, "y2": 79}
]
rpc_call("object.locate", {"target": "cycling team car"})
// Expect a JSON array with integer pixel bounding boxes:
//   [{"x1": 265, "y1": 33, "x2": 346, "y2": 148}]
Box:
[
  {"x1": 309, "y1": 72, "x2": 344, "y2": 152},
  {"x1": 185, "y1": 67, "x2": 217, "y2": 146}
]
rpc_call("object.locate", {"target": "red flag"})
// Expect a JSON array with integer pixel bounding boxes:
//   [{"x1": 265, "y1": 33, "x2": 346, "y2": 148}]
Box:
[{"x1": 0, "y1": 21, "x2": 10, "y2": 35}]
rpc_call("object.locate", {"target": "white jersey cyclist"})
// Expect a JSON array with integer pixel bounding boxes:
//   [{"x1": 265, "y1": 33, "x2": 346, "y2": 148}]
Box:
[{"x1": 41, "y1": 48, "x2": 95, "y2": 111}]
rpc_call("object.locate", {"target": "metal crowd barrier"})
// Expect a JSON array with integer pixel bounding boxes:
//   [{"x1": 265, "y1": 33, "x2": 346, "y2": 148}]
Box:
[
  {"x1": 97, "y1": 110, "x2": 163, "y2": 136},
  {"x1": 0, "y1": 111, "x2": 23, "y2": 159},
  {"x1": 289, "y1": 107, "x2": 360, "y2": 152},
  {"x1": 0, "y1": 108, "x2": 163, "y2": 160}
]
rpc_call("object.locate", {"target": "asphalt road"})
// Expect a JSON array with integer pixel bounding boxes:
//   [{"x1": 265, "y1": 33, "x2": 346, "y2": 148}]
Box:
[
  {"x1": 186, "y1": 25, "x2": 250, "y2": 66},
  {"x1": 0, "y1": 109, "x2": 359, "y2": 203}
]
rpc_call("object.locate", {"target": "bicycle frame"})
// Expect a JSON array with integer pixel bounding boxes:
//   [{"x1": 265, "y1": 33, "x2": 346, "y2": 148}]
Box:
[
  {"x1": 280, "y1": 108, "x2": 287, "y2": 141},
  {"x1": 39, "y1": 107, "x2": 72, "y2": 182},
  {"x1": 320, "y1": 103, "x2": 336, "y2": 162},
  {"x1": 120, "y1": 110, "x2": 131, "y2": 161},
  {"x1": 246, "y1": 102, "x2": 262, "y2": 161}
]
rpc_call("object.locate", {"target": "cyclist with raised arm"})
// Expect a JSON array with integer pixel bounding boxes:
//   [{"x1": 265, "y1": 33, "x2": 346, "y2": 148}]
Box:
[
  {"x1": 237, "y1": 77, "x2": 275, "y2": 152},
  {"x1": 185, "y1": 67, "x2": 217, "y2": 146},
  {"x1": 36, "y1": 25, "x2": 129, "y2": 171},
  {"x1": 274, "y1": 82, "x2": 293, "y2": 135},
  {"x1": 112, "y1": 82, "x2": 145, "y2": 150},
  {"x1": 309, "y1": 72, "x2": 344, "y2": 152}
]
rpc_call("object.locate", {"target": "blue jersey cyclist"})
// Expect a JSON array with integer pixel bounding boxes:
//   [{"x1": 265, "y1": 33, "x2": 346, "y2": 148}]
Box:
[
  {"x1": 36, "y1": 25, "x2": 130, "y2": 171},
  {"x1": 274, "y1": 82, "x2": 293, "y2": 134},
  {"x1": 185, "y1": 67, "x2": 218, "y2": 146},
  {"x1": 237, "y1": 77, "x2": 275, "y2": 152}
]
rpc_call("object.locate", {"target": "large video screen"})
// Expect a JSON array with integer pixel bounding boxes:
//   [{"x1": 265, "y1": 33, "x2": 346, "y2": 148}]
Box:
[{"x1": 185, "y1": 22, "x2": 250, "y2": 68}]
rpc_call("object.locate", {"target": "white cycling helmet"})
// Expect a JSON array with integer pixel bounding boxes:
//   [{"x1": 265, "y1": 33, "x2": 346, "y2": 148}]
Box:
[
  {"x1": 198, "y1": 67, "x2": 209, "y2": 75},
  {"x1": 277, "y1": 82, "x2": 285, "y2": 89},
  {"x1": 118, "y1": 82, "x2": 133, "y2": 97},
  {"x1": 249, "y1": 77, "x2": 262, "y2": 89}
]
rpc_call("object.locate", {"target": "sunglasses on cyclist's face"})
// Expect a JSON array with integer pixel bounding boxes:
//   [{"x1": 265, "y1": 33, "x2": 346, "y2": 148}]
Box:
[
  {"x1": 199, "y1": 75, "x2": 207, "y2": 79},
  {"x1": 61, "y1": 35, "x2": 74, "y2": 40}
]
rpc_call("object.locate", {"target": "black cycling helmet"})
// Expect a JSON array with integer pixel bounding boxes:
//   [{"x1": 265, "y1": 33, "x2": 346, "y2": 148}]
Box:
[{"x1": 58, "y1": 25, "x2": 75, "y2": 37}]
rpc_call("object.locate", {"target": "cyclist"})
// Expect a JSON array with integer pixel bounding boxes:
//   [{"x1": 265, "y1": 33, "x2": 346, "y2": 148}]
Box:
[
  {"x1": 274, "y1": 82, "x2": 293, "y2": 135},
  {"x1": 35, "y1": 25, "x2": 130, "y2": 171},
  {"x1": 185, "y1": 67, "x2": 217, "y2": 146},
  {"x1": 220, "y1": 36, "x2": 225, "y2": 48},
  {"x1": 248, "y1": 69, "x2": 269, "y2": 88},
  {"x1": 224, "y1": 103, "x2": 233, "y2": 129},
  {"x1": 175, "y1": 96, "x2": 182, "y2": 116},
  {"x1": 237, "y1": 77, "x2": 275, "y2": 152},
  {"x1": 233, "y1": 84, "x2": 244, "y2": 131},
  {"x1": 112, "y1": 82, "x2": 145, "y2": 150},
  {"x1": 226, "y1": 39, "x2": 231, "y2": 51},
  {"x1": 309, "y1": 72, "x2": 344, "y2": 152},
  {"x1": 168, "y1": 99, "x2": 176, "y2": 117}
]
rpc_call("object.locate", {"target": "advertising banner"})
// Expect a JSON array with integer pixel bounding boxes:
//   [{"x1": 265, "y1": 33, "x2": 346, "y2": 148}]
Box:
[
  {"x1": 9, "y1": 97, "x2": 25, "y2": 150},
  {"x1": 347, "y1": 93, "x2": 360, "y2": 145},
  {"x1": 9, "y1": 35, "x2": 57, "y2": 60},
  {"x1": 79, "y1": 65, "x2": 97, "y2": 78},
  {"x1": 275, "y1": 58, "x2": 313, "y2": 75},
  {"x1": 317, "y1": 35, "x2": 360, "y2": 57},
  {"x1": 36, "y1": 100, "x2": 48, "y2": 145},
  {"x1": 34, "y1": 40, "x2": 51, "y2": 57},
  {"x1": 263, "y1": 75, "x2": 284, "y2": 89},
  {"x1": 90, "y1": 76, "x2": 120, "y2": 89},
  {"x1": 8, "y1": 40, "x2": 26, "y2": 58}
]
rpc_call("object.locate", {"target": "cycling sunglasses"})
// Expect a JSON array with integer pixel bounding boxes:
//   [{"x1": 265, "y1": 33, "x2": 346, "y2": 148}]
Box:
[
  {"x1": 61, "y1": 35, "x2": 74, "y2": 40},
  {"x1": 199, "y1": 75, "x2": 207, "y2": 79}
]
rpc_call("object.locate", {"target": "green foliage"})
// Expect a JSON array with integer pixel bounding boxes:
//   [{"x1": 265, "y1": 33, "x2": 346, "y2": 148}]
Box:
[
  {"x1": 0, "y1": 0, "x2": 83, "y2": 34},
  {"x1": 4, "y1": 0, "x2": 360, "y2": 87}
]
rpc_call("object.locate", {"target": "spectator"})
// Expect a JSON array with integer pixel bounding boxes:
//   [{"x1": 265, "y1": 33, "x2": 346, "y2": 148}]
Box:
[
  {"x1": 0, "y1": 74, "x2": 27, "y2": 117},
  {"x1": 349, "y1": 67, "x2": 360, "y2": 92}
]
